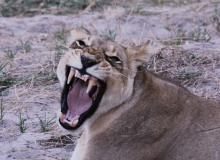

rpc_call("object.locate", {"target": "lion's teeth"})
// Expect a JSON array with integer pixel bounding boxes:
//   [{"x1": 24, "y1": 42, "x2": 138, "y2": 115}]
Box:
[
  {"x1": 71, "y1": 118, "x2": 79, "y2": 127},
  {"x1": 86, "y1": 77, "x2": 97, "y2": 94},
  {"x1": 63, "y1": 115, "x2": 79, "y2": 127},
  {"x1": 75, "y1": 70, "x2": 81, "y2": 79},
  {"x1": 86, "y1": 82, "x2": 93, "y2": 94},
  {"x1": 83, "y1": 75, "x2": 89, "y2": 82},
  {"x1": 73, "y1": 70, "x2": 90, "y2": 82},
  {"x1": 71, "y1": 115, "x2": 79, "y2": 127},
  {"x1": 64, "y1": 119, "x2": 71, "y2": 125},
  {"x1": 60, "y1": 113, "x2": 66, "y2": 123},
  {"x1": 67, "y1": 68, "x2": 75, "y2": 84}
]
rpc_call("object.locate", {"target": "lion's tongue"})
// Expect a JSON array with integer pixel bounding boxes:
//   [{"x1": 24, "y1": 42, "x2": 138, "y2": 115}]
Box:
[{"x1": 67, "y1": 80, "x2": 92, "y2": 120}]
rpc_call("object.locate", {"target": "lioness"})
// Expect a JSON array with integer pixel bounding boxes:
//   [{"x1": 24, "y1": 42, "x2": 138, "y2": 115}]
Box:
[{"x1": 57, "y1": 28, "x2": 220, "y2": 160}]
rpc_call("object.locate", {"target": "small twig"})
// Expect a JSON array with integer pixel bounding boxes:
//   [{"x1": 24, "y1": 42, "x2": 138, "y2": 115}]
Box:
[
  {"x1": 0, "y1": 93, "x2": 4, "y2": 123},
  {"x1": 17, "y1": 111, "x2": 28, "y2": 133},
  {"x1": 81, "y1": 0, "x2": 96, "y2": 14}
]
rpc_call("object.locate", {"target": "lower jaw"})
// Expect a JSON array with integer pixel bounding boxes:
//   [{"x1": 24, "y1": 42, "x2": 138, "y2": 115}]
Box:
[{"x1": 59, "y1": 118, "x2": 80, "y2": 130}]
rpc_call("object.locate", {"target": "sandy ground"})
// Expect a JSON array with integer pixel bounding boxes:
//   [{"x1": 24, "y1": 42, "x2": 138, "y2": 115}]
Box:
[{"x1": 0, "y1": 1, "x2": 220, "y2": 160}]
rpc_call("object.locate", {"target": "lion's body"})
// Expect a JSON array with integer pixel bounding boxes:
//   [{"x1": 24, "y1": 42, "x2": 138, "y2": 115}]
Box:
[
  {"x1": 71, "y1": 71, "x2": 220, "y2": 160},
  {"x1": 57, "y1": 28, "x2": 220, "y2": 160}
]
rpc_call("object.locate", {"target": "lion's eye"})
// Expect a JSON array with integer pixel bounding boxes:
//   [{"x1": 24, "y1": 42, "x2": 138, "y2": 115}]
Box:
[
  {"x1": 105, "y1": 55, "x2": 122, "y2": 67},
  {"x1": 108, "y1": 56, "x2": 122, "y2": 64},
  {"x1": 76, "y1": 40, "x2": 86, "y2": 47},
  {"x1": 70, "y1": 40, "x2": 86, "y2": 49}
]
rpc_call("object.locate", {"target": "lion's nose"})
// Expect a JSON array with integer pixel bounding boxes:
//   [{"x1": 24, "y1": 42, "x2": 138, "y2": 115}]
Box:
[{"x1": 81, "y1": 55, "x2": 97, "y2": 68}]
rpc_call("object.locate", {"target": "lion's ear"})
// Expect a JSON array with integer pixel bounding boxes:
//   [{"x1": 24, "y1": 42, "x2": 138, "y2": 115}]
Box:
[
  {"x1": 67, "y1": 27, "x2": 91, "y2": 46},
  {"x1": 127, "y1": 42, "x2": 151, "y2": 68}
]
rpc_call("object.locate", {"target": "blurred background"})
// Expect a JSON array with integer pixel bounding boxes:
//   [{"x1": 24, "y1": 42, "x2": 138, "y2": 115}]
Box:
[
  {"x1": 0, "y1": 0, "x2": 204, "y2": 17},
  {"x1": 0, "y1": 0, "x2": 219, "y2": 160}
]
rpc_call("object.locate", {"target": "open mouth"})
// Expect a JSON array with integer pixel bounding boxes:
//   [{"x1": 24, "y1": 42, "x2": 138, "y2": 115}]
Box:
[{"x1": 59, "y1": 66, "x2": 106, "y2": 130}]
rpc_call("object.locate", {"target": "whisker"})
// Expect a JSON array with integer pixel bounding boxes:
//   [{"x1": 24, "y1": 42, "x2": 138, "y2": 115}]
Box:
[{"x1": 111, "y1": 71, "x2": 129, "y2": 79}]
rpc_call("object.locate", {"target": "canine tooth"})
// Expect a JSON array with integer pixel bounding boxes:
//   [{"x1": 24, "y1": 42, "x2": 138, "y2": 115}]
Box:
[
  {"x1": 86, "y1": 77, "x2": 97, "y2": 93},
  {"x1": 71, "y1": 115, "x2": 79, "y2": 127},
  {"x1": 60, "y1": 113, "x2": 66, "y2": 123},
  {"x1": 71, "y1": 118, "x2": 79, "y2": 127},
  {"x1": 67, "y1": 68, "x2": 75, "y2": 84},
  {"x1": 75, "y1": 70, "x2": 81, "y2": 78},
  {"x1": 83, "y1": 75, "x2": 89, "y2": 82},
  {"x1": 64, "y1": 119, "x2": 71, "y2": 125}
]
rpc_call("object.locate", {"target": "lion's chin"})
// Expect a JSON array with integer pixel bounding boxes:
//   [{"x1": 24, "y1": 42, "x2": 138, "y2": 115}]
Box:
[{"x1": 59, "y1": 66, "x2": 106, "y2": 130}]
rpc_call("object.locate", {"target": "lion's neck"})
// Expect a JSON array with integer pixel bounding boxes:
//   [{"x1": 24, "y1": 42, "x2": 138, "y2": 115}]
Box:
[
  {"x1": 86, "y1": 75, "x2": 145, "y2": 137},
  {"x1": 84, "y1": 77, "x2": 136, "y2": 136},
  {"x1": 86, "y1": 70, "x2": 195, "y2": 144},
  {"x1": 85, "y1": 70, "x2": 148, "y2": 136}
]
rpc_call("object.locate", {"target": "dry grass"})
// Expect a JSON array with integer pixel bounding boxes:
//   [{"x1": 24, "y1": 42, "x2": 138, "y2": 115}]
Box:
[
  {"x1": 17, "y1": 111, "x2": 28, "y2": 133},
  {"x1": 0, "y1": 62, "x2": 14, "y2": 92},
  {"x1": 54, "y1": 27, "x2": 68, "y2": 64},
  {"x1": 17, "y1": 40, "x2": 32, "y2": 54},
  {"x1": 0, "y1": 0, "x2": 112, "y2": 17},
  {"x1": 37, "y1": 134, "x2": 78, "y2": 149},
  {"x1": 103, "y1": 29, "x2": 117, "y2": 41},
  {"x1": 0, "y1": 94, "x2": 4, "y2": 123},
  {"x1": 160, "y1": 27, "x2": 211, "y2": 46},
  {"x1": 147, "y1": 47, "x2": 220, "y2": 99},
  {"x1": 38, "y1": 112, "x2": 56, "y2": 132}
]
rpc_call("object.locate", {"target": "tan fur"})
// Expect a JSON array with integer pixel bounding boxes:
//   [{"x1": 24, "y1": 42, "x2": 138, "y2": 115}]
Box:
[{"x1": 57, "y1": 29, "x2": 220, "y2": 160}]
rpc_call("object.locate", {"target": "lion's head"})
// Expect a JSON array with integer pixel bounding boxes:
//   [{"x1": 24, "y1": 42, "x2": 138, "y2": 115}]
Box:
[{"x1": 57, "y1": 28, "x2": 150, "y2": 130}]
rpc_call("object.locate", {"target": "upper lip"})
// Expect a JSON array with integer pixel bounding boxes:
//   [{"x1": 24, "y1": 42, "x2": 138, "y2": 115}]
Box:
[{"x1": 67, "y1": 67, "x2": 100, "y2": 95}]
